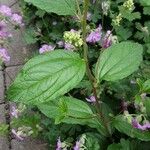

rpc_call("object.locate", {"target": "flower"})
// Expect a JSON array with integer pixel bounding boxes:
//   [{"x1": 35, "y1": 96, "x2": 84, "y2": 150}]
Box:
[
  {"x1": 0, "y1": 48, "x2": 10, "y2": 62},
  {"x1": 102, "y1": 1, "x2": 110, "y2": 16},
  {"x1": 0, "y1": 21, "x2": 12, "y2": 39},
  {"x1": 57, "y1": 41, "x2": 64, "y2": 48},
  {"x1": 56, "y1": 137, "x2": 62, "y2": 150},
  {"x1": 11, "y1": 13, "x2": 24, "y2": 26},
  {"x1": 102, "y1": 30, "x2": 112, "y2": 48},
  {"x1": 64, "y1": 42, "x2": 75, "y2": 50},
  {"x1": 73, "y1": 141, "x2": 80, "y2": 150},
  {"x1": 112, "y1": 13, "x2": 122, "y2": 26},
  {"x1": 132, "y1": 118, "x2": 150, "y2": 131},
  {"x1": 0, "y1": 5, "x2": 12, "y2": 17},
  {"x1": 123, "y1": 0, "x2": 134, "y2": 11},
  {"x1": 39, "y1": 44, "x2": 55, "y2": 54},
  {"x1": 10, "y1": 105, "x2": 19, "y2": 118},
  {"x1": 86, "y1": 25, "x2": 102, "y2": 43},
  {"x1": 86, "y1": 96, "x2": 96, "y2": 103},
  {"x1": 12, "y1": 129, "x2": 24, "y2": 141}
]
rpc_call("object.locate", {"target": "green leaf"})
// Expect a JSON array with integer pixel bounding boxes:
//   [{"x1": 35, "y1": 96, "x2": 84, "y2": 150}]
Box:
[
  {"x1": 113, "y1": 115, "x2": 150, "y2": 141},
  {"x1": 107, "y1": 139, "x2": 130, "y2": 150},
  {"x1": 96, "y1": 42, "x2": 143, "y2": 82},
  {"x1": 38, "y1": 96, "x2": 108, "y2": 136},
  {"x1": 24, "y1": 0, "x2": 76, "y2": 16},
  {"x1": 7, "y1": 50, "x2": 86, "y2": 105},
  {"x1": 140, "y1": 0, "x2": 150, "y2": 6},
  {"x1": 143, "y1": 7, "x2": 150, "y2": 15},
  {"x1": 144, "y1": 98, "x2": 150, "y2": 116},
  {"x1": 142, "y1": 79, "x2": 150, "y2": 93}
]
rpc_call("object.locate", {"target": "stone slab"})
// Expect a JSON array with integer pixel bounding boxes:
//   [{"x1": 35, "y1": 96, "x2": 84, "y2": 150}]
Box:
[
  {"x1": 0, "y1": 105, "x2": 9, "y2": 150},
  {"x1": 11, "y1": 139, "x2": 48, "y2": 150},
  {"x1": 0, "y1": 71, "x2": 4, "y2": 103},
  {"x1": 5, "y1": 65, "x2": 23, "y2": 89}
]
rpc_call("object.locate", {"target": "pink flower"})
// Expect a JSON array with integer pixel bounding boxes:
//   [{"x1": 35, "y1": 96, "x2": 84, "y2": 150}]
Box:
[
  {"x1": 56, "y1": 137, "x2": 62, "y2": 150},
  {"x1": 74, "y1": 141, "x2": 80, "y2": 150},
  {"x1": 39, "y1": 44, "x2": 55, "y2": 54},
  {"x1": 132, "y1": 118, "x2": 150, "y2": 131},
  {"x1": 64, "y1": 43, "x2": 75, "y2": 50},
  {"x1": 12, "y1": 129, "x2": 24, "y2": 141},
  {"x1": 86, "y1": 96, "x2": 96, "y2": 103},
  {"x1": 102, "y1": 30, "x2": 112, "y2": 48},
  {"x1": 86, "y1": 25, "x2": 102, "y2": 43},
  {"x1": 10, "y1": 105, "x2": 18, "y2": 118},
  {"x1": 0, "y1": 5, "x2": 12, "y2": 17},
  {"x1": 0, "y1": 21, "x2": 12, "y2": 39},
  {"x1": 11, "y1": 13, "x2": 24, "y2": 26},
  {"x1": 0, "y1": 48, "x2": 10, "y2": 62},
  {"x1": 57, "y1": 41, "x2": 64, "y2": 48}
]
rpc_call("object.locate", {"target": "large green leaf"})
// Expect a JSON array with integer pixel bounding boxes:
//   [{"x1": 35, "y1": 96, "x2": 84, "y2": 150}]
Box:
[
  {"x1": 7, "y1": 50, "x2": 86, "y2": 105},
  {"x1": 24, "y1": 0, "x2": 76, "y2": 16},
  {"x1": 96, "y1": 42, "x2": 143, "y2": 82},
  {"x1": 113, "y1": 115, "x2": 150, "y2": 141},
  {"x1": 38, "y1": 96, "x2": 108, "y2": 136}
]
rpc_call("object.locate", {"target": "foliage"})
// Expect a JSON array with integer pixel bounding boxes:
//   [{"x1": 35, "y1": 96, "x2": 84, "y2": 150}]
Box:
[{"x1": 1, "y1": 0, "x2": 150, "y2": 149}]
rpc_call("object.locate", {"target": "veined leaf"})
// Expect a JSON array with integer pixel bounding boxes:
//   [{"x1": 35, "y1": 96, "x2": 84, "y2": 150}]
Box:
[
  {"x1": 7, "y1": 50, "x2": 86, "y2": 105},
  {"x1": 24, "y1": 0, "x2": 76, "y2": 16},
  {"x1": 113, "y1": 115, "x2": 150, "y2": 141},
  {"x1": 96, "y1": 42, "x2": 143, "y2": 82},
  {"x1": 38, "y1": 96, "x2": 108, "y2": 136}
]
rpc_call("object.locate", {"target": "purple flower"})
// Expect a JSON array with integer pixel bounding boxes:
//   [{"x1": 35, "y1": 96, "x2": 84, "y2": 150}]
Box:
[
  {"x1": 56, "y1": 137, "x2": 62, "y2": 150},
  {"x1": 86, "y1": 25, "x2": 102, "y2": 43},
  {"x1": 132, "y1": 118, "x2": 150, "y2": 131},
  {"x1": 102, "y1": 30, "x2": 112, "y2": 48},
  {"x1": 74, "y1": 141, "x2": 80, "y2": 150},
  {"x1": 12, "y1": 129, "x2": 24, "y2": 141},
  {"x1": 64, "y1": 43, "x2": 75, "y2": 50},
  {"x1": 0, "y1": 21, "x2": 12, "y2": 39},
  {"x1": 57, "y1": 41, "x2": 64, "y2": 48},
  {"x1": 0, "y1": 48, "x2": 10, "y2": 62},
  {"x1": 39, "y1": 44, "x2": 55, "y2": 54},
  {"x1": 86, "y1": 96, "x2": 96, "y2": 103},
  {"x1": 10, "y1": 105, "x2": 18, "y2": 118},
  {"x1": 11, "y1": 13, "x2": 24, "y2": 26},
  {"x1": 0, "y1": 5, "x2": 12, "y2": 17}
]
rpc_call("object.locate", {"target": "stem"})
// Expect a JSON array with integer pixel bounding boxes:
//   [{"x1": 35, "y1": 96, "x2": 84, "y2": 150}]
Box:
[{"x1": 82, "y1": 0, "x2": 111, "y2": 136}]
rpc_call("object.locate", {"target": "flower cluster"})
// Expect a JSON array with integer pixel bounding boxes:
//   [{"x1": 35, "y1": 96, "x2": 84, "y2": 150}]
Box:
[
  {"x1": 12, "y1": 126, "x2": 34, "y2": 141},
  {"x1": 63, "y1": 29, "x2": 83, "y2": 49},
  {"x1": 112, "y1": 13, "x2": 122, "y2": 26},
  {"x1": 10, "y1": 104, "x2": 26, "y2": 118},
  {"x1": 102, "y1": 1, "x2": 110, "y2": 16},
  {"x1": 56, "y1": 134, "x2": 86, "y2": 150},
  {"x1": 86, "y1": 25, "x2": 117, "y2": 49},
  {"x1": 123, "y1": 0, "x2": 134, "y2": 11},
  {"x1": 0, "y1": 5, "x2": 24, "y2": 63}
]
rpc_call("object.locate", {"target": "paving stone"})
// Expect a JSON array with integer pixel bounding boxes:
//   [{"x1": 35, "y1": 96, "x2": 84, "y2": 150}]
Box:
[
  {"x1": 0, "y1": 105, "x2": 9, "y2": 150},
  {"x1": 0, "y1": 71, "x2": 4, "y2": 103},
  {"x1": 11, "y1": 139, "x2": 48, "y2": 150},
  {"x1": 5, "y1": 65, "x2": 23, "y2": 89},
  {"x1": 0, "y1": 104, "x2": 6, "y2": 123}
]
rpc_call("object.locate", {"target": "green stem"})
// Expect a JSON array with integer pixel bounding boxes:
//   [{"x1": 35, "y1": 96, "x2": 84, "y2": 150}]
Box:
[{"x1": 82, "y1": 0, "x2": 111, "y2": 136}]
